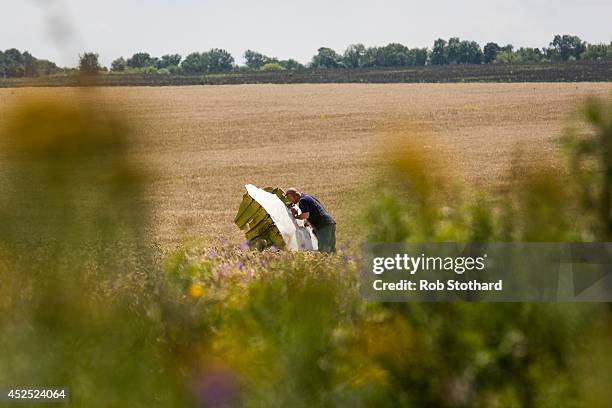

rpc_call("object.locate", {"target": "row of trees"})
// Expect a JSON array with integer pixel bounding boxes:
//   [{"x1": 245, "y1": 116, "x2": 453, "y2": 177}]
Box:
[
  {"x1": 0, "y1": 49, "x2": 59, "y2": 78},
  {"x1": 311, "y1": 44, "x2": 429, "y2": 69},
  {"x1": 3, "y1": 34, "x2": 611, "y2": 78},
  {"x1": 105, "y1": 49, "x2": 304, "y2": 74},
  {"x1": 312, "y1": 35, "x2": 608, "y2": 68},
  {"x1": 481, "y1": 35, "x2": 593, "y2": 64},
  {"x1": 243, "y1": 50, "x2": 304, "y2": 71},
  {"x1": 81, "y1": 35, "x2": 612, "y2": 75},
  {"x1": 104, "y1": 49, "x2": 235, "y2": 74}
]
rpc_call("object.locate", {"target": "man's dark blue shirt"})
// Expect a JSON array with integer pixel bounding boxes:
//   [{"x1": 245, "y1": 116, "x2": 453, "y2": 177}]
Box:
[{"x1": 298, "y1": 194, "x2": 335, "y2": 229}]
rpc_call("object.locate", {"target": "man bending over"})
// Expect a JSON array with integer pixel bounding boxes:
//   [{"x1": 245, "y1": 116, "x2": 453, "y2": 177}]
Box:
[{"x1": 285, "y1": 188, "x2": 336, "y2": 253}]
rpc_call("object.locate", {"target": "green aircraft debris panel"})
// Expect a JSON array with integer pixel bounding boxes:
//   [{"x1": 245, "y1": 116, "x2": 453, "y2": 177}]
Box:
[
  {"x1": 234, "y1": 186, "x2": 289, "y2": 250},
  {"x1": 243, "y1": 207, "x2": 269, "y2": 230},
  {"x1": 234, "y1": 195, "x2": 258, "y2": 227},
  {"x1": 245, "y1": 216, "x2": 274, "y2": 240}
]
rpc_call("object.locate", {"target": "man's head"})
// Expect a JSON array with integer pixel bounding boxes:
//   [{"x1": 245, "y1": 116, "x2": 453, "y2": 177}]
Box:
[{"x1": 285, "y1": 187, "x2": 301, "y2": 205}]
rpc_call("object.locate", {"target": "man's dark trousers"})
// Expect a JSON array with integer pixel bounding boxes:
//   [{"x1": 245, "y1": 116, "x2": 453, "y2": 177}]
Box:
[{"x1": 317, "y1": 223, "x2": 336, "y2": 253}]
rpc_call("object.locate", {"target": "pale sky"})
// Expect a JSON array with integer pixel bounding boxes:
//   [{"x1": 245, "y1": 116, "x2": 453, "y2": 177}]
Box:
[{"x1": 2, "y1": 0, "x2": 611, "y2": 67}]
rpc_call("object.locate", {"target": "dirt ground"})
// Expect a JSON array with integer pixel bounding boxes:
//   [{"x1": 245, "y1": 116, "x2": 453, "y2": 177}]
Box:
[{"x1": 1, "y1": 83, "x2": 611, "y2": 247}]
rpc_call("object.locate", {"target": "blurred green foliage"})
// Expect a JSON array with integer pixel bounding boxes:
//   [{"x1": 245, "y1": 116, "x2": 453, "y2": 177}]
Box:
[
  {"x1": 0, "y1": 101, "x2": 193, "y2": 406},
  {"x1": 361, "y1": 97, "x2": 612, "y2": 406},
  {"x1": 0, "y1": 96, "x2": 611, "y2": 407}
]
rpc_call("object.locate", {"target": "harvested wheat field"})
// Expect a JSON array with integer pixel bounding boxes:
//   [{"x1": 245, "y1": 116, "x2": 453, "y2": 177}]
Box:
[{"x1": 1, "y1": 83, "x2": 611, "y2": 247}]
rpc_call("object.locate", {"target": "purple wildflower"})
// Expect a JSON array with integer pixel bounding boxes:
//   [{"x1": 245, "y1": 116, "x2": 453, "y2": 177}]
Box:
[
  {"x1": 218, "y1": 264, "x2": 231, "y2": 282},
  {"x1": 192, "y1": 365, "x2": 241, "y2": 408}
]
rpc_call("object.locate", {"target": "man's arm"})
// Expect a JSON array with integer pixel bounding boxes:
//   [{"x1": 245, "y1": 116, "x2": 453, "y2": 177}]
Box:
[
  {"x1": 290, "y1": 207, "x2": 309, "y2": 220},
  {"x1": 295, "y1": 197, "x2": 313, "y2": 221}
]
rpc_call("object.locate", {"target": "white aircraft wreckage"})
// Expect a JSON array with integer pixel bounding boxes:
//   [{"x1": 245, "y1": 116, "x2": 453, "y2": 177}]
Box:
[{"x1": 234, "y1": 184, "x2": 318, "y2": 251}]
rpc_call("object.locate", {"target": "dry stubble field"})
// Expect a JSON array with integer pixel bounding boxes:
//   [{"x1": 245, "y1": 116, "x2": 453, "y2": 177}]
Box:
[{"x1": 1, "y1": 83, "x2": 611, "y2": 248}]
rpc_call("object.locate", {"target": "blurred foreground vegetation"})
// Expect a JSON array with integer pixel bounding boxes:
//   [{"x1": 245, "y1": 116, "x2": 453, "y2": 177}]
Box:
[{"x1": 0, "y1": 96, "x2": 611, "y2": 407}]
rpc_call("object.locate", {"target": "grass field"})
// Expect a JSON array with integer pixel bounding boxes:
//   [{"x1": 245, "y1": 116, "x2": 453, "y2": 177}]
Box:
[{"x1": 1, "y1": 83, "x2": 611, "y2": 248}]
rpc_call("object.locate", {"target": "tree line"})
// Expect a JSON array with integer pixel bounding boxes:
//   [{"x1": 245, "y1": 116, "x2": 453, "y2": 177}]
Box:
[
  {"x1": 0, "y1": 49, "x2": 59, "y2": 78},
  {"x1": 2, "y1": 34, "x2": 611, "y2": 78}
]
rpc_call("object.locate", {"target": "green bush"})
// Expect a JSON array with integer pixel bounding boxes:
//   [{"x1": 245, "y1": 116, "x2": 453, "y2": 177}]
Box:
[
  {"x1": 494, "y1": 51, "x2": 521, "y2": 64},
  {"x1": 261, "y1": 62, "x2": 286, "y2": 72},
  {"x1": 166, "y1": 64, "x2": 181, "y2": 74}
]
